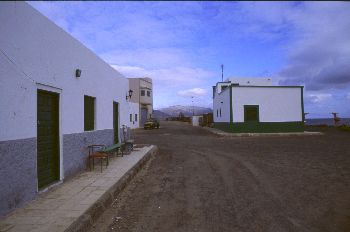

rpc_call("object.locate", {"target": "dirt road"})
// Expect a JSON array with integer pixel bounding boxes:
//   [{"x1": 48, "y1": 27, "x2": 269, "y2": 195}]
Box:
[{"x1": 89, "y1": 121, "x2": 350, "y2": 232}]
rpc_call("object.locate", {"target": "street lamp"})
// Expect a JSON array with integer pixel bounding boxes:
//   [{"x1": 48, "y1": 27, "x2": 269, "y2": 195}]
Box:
[{"x1": 126, "y1": 89, "x2": 133, "y2": 100}]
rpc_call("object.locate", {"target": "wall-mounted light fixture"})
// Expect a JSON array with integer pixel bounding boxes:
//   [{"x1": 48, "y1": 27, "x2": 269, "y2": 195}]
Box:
[
  {"x1": 75, "y1": 69, "x2": 82, "y2": 78},
  {"x1": 126, "y1": 89, "x2": 133, "y2": 100}
]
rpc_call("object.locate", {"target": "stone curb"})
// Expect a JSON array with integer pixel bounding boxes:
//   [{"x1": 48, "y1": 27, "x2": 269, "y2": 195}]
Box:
[
  {"x1": 202, "y1": 127, "x2": 323, "y2": 137},
  {"x1": 65, "y1": 145, "x2": 158, "y2": 232}
]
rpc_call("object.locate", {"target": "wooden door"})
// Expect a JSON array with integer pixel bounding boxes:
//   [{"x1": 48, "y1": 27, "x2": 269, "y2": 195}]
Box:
[
  {"x1": 113, "y1": 102, "x2": 119, "y2": 143},
  {"x1": 37, "y1": 90, "x2": 60, "y2": 189}
]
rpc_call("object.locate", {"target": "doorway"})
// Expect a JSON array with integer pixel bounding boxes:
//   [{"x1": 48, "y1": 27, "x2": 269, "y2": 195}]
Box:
[
  {"x1": 37, "y1": 90, "x2": 60, "y2": 189},
  {"x1": 113, "y1": 102, "x2": 119, "y2": 143},
  {"x1": 244, "y1": 105, "x2": 259, "y2": 122}
]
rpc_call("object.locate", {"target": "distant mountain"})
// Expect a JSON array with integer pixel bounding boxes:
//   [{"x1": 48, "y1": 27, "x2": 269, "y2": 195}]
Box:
[
  {"x1": 157, "y1": 105, "x2": 213, "y2": 117},
  {"x1": 153, "y1": 110, "x2": 171, "y2": 120}
]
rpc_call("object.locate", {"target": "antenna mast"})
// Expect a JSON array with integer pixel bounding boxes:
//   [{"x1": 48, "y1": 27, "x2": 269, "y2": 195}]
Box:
[{"x1": 221, "y1": 64, "x2": 224, "y2": 82}]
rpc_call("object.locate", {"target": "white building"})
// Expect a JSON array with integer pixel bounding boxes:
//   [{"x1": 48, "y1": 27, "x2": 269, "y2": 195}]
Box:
[
  {"x1": 0, "y1": 2, "x2": 134, "y2": 215},
  {"x1": 213, "y1": 77, "x2": 304, "y2": 133},
  {"x1": 128, "y1": 77, "x2": 153, "y2": 127}
]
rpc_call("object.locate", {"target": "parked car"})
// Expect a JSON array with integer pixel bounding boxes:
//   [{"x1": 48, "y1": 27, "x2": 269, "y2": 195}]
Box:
[{"x1": 144, "y1": 118, "x2": 160, "y2": 129}]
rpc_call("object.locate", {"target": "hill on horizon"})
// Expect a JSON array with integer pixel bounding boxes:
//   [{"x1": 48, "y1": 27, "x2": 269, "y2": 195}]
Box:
[{"x1": 155, "y1": 105, "x2": 213, "y2": 117}]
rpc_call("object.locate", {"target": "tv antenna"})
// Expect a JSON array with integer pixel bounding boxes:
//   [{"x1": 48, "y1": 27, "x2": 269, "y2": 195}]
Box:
[{"x1": 221, "y1": 64, "x2": 224, "y2": 82}]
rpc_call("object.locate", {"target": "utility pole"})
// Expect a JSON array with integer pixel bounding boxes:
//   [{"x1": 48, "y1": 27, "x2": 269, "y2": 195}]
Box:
[
  {"x1": 191, "y1": 96, "x2": 194, "y2": 116},
  {"x1": 221, "y1": 64, "x2": 224, "y2": 82},
  {"x1": 331, "y1": 112, "x2": 340, "y2": 126}
]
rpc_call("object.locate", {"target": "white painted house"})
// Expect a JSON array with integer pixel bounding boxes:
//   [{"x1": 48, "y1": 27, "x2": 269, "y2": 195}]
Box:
[
  {"x1": 0, "y1": 2, "x2": 135, "y2": 215},
  {"x1": 128, "y1": 77, "x2": 153, "y2": 127},
  {"x1": 213, "y1": 77, "x2": 304, "y2": 133}
]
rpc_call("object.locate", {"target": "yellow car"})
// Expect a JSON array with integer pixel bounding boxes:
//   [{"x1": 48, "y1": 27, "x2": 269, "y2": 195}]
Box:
[{"x1": 144, "y1": 118, "x2": 160, "y2": 129}]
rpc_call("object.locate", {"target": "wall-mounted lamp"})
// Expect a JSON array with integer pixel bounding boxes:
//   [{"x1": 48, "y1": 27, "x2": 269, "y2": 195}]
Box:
[
  {"x1": 75, "y1": 69, "x2": 82, "y2": 78},
  {"x1": 126, "y1": 89, "x2": 133, "y2": 100}
]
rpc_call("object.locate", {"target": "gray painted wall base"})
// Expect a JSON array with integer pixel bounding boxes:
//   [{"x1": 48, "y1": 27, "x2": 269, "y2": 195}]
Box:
[
  {"x1": 0, "y1": 138, "x2": 37, "y2": 216},
  {"x1": 63, "y1": 129, "x2": 114, "y2": 179},
  {"x1": 214, "y1": 121, "x2": 304, "y2": 133}
]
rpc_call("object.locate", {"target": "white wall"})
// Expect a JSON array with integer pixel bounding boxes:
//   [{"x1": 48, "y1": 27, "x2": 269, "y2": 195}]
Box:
[
  {"x1": 126, "y1": 102, "x2": 140, "y2": 129},
  {"x1": 192, "y1": 116, "x2": 203, "y2": 126},
  {"x1": 0, "y1": 2, "x2": 129, "y2": 141},
  {"x1": 227, "y1": 77, "x2": 272, "y2": 86},
  {"x1": 232, "y1": 87, "x2": 302, "y2": 122},
  {"x1": 213, "y1": 87, "x2": 230, "y2": 123}
]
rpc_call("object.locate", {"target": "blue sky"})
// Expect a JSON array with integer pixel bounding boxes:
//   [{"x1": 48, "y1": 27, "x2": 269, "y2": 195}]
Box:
[{"x1": 29, "y1": 1, "x2": 350, "y2": 118}]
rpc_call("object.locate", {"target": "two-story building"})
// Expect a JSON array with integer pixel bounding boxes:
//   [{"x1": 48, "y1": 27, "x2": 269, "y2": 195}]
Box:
[
  {"x1": 128, "y1": 77, "x2": 153, "y2": 127},
  {"x1": 213, "y1": 77, "x2": 304, "y2": 133}
]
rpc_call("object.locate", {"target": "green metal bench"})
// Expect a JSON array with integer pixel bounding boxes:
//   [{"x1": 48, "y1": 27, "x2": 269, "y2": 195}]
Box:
[
  {"x1": 102, "y1": 142, "x2": 125, "y2": 157},
  {"x1": 88, "y1": 143, "x2": 125, "y2": 172}
]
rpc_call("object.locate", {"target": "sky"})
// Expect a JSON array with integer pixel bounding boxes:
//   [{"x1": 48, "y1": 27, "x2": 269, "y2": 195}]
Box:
[{"x1": 28, "y1": 1, "x2": 350, "y2": 118}]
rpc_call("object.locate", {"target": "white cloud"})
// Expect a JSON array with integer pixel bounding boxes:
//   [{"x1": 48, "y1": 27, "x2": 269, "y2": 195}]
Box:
[
  {"x1": 103, "y1": 48, "x2": 194, "y2": 69},
  {"x1": 111, "y1": 64, "x2": 215, "y2": 87},
  {"x1": 307, "y1": 93, "x2": 332, "y2": 103},
  {"x1": 177, "y1": 88, "x2": 207, "y2": 97}
]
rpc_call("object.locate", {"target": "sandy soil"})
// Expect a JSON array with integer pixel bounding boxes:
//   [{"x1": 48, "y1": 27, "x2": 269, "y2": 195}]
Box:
[{"x1": 89, "y1": 121, "x2": 350, "y2": 232}]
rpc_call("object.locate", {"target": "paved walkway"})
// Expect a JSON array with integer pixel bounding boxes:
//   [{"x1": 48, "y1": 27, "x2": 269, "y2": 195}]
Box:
[
  {"x1": 202, "y1": 126, "x2": 323, "y2": 136},
  {"x1": 0, "y1": 145, "x2": 157, "y2": 232}
]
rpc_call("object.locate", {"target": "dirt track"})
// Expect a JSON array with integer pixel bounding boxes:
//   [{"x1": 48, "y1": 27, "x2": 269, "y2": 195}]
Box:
[{"x1": 89, "y1": 121, "x2": 350, "y2": 232}]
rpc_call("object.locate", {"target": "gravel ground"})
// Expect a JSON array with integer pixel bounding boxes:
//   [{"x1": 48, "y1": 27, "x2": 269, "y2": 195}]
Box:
[{"x1": 89, "y1": 121, "x2": 350, "y2": 232}]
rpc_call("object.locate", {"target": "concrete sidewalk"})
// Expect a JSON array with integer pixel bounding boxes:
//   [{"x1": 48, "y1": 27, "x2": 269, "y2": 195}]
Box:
[
  {"x1": 0, "y1": 145, "x2": 157, "y2": 232},
  {"x1": 202, "y1": 126, "x2": 323, "y2": 137}
]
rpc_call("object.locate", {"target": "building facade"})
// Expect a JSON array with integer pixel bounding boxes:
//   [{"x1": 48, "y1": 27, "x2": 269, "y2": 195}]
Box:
[
  {"x1": 213, "y1": 78, "x2": 304, "y2": 133},
  {"x1": 0, "y1": 2, "x2": 134, "y2": 215},
  {"x1": 128, "y1": 77, "x2": 153, "y2": 127}
]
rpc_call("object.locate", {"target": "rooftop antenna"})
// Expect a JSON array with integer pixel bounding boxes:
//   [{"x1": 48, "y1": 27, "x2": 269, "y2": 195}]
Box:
[{"x1": 221, "y1": 64, "x2": 224, "y2": 82}]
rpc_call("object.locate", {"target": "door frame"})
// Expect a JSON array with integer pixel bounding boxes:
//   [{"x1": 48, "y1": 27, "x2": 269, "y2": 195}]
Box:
[{"x1": 36, "y1": 83, "x2": 63, "y2": 190}]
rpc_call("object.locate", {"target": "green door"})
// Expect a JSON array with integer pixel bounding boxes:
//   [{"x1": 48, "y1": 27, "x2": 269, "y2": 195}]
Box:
[
  {"x1": 113, "y1": 102, "x2": 119, "y2": 143},
  {"x1": 37, "y1": 90, "x2": 60, "y2": 189},
  {"x1": 244, "y1": 105, "x2": 259, "y2": 122}
]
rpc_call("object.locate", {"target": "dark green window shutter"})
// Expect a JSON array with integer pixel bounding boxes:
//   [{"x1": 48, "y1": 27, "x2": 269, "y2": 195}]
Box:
[{"x1": 84, "y1": 95, "x2": 95, "y2": 131}]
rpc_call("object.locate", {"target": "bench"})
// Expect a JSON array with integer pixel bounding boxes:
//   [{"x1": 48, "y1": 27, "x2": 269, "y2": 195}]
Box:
[{"x1": 88, "y1": 143, "x2": 125, "y2": 172}]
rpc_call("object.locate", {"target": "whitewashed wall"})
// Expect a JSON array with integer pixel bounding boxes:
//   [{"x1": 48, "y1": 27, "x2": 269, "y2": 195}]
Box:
[
  {"x1": 213, "y1": 88, "x2": 230, "y2": 123},
  {"x1": 0, "y1": 2, "x2": 129, "y2": 141},
  {"x1": 232, "y1": 87, "x2": 302, "y2": 122},
  {"x1": 126, "y1": 102, "x2": 140, "y2": 129}
]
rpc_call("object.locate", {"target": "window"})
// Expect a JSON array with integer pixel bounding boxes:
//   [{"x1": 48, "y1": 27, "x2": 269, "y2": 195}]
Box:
[
  {"x1": 147, "y1": 91, "x2": 151, "y2": 97},
  {"x1": 141, "y1": 90, "x2": 145, "y2": 96},
  {"x1": 244, "y1": 105, "x2": 259, "y2": 122},
  {"x1": 135, "y1": 114, "x2": 138, "y2": 122},
  {"x1": 220, "y1": 108, "x2": 221, "y2": 117},
  {"x1": 216, "y1": 109, "x2": 218, "y2": 117},
  {"x1": 130, "y1": 114, "x2": 132, "y2": 122},
  {"x1": 84, "y1": 95, "x2": 95, "y2": 131}
]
